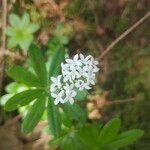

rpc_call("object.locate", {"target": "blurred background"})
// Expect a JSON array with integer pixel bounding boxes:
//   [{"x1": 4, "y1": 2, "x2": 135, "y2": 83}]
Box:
[{"x1": 0, "y1": 0, "x2": 149, "y2": 150}]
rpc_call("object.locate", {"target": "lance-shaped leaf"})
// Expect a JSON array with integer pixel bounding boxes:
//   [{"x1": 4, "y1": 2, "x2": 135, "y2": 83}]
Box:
[
  {"x1": 7, "y1": 65, "x2": 41, "y2": 87},
  {"x1": 5, "y1": 89, "x2": 44, "y2": 111},
  {"x1": 98, "y1": 118, "x2": 121, "y2": 145},
  {"x1": 29, "y1": 44, "x2": 48, "y2": 86},
  {"x1": 47, "y1": 46, "x2": 65, "y2": 137},
  {"x1": 47, "y1": 96, "x2": 61, "y2": 137},
  {"x1": 22, "y1": 94, "x2": 47, "y2": 134},
  {"x1": 49, "y1": 46, "x2": 65, "y2": 76},
  {"x1": 109, "y1": 129, "x2": 144, "y2": 149}
]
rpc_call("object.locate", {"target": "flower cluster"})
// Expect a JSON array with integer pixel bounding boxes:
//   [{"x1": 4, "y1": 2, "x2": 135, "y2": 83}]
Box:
[{"x1": 50, "y1": 53, "x2": 99, "y2": 105}]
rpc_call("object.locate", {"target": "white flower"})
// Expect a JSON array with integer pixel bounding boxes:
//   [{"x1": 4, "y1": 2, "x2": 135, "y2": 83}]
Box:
[
  {"x1": 65, "y1": 54, "x2": 82, "y2": 67},
  {"x1": 61, "y1": 62, "x2": 81, "y2": 82},
  {"x1": 64, "y1": 83, "x2": 76, "y2": 104},
  {"x1": 50, "y1": 75, "x2": 62, "y2": 92},
  {"x1": 75, "y1": 80, "x2": 90, "y2": 90},
  {"x1": 51, "y1": 90, "x2": 65, "y2": 105}
]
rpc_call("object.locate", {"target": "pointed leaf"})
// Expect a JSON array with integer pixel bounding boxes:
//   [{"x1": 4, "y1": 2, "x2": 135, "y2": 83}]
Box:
[
  {"x1": 99, "y1": 118, "x2": 121, "y2": 145},
  {"x1": 28, "y1": 24, "x2": 39, "y2": 33},
  {"x1": 29, "y1": 44, "x2": 48, "y2": 86},
  {"x1": 110, "y1": 129, "x2": 144, "y2": 148},
  {"x1": 49, "y1": 46, "x2": 66, "y2": 76},
  {"x1": 7, "y1": 65, "x2": 41, "y2": 87},
  {"x1": 5, "y1": 89, "x2": 44, "y2": 111},
  {"x1": 22, "y1": 94, "x2": 47, "y2": 134},
  {"x1": 5, "y1": 82, "x2": 27, "y2": 93},
  {"x1": 9, "y1": 14, "x2": 21, "y2": 28},
  {"x1": 47, "y1": 96, "x2": 61, "y2": 137},
  {"x1": 22, "y1": 13, "x2": 30, "y2": 27}
]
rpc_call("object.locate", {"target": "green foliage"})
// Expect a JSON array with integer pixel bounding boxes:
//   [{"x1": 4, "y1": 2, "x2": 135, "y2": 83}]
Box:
[
  {"x1": 61, "y1": 103, "x2": 87, "y2": 127},
  {"x1": 109, "y1": 129, "x2": 144, "y2": 149},
  {"x1": 98, "y1": 118, "x2": 121, "y2": 145},
  {"x1": 5, "y1": 13, "x2": 39, "y2": 51},
  {"x1": 7, "y1": 65, "x2": 41, "y2": 87},
  {"x1": 5, "y1": 44, "x2": 47, "y2": 133},
  {"x1": 22, "y1": 94, "x2": 47, "y2": 134},
  {"x1": 3, "y1": 43, "x2": 144, "y2": 150},
  {"x1": 5, "y1": 82, "x2": 27, "y2": 93},
  {"x1": 49, "y1": 45, "x2": 66, "y2": 76},
  {"x1": 60, "y1": 132, "x2": 85, "y2": 150},
  {"x1": 3, "y1": 39, "x2": 89, "y2": 138},
  {"x1": 29, "y1": 44, "x2": 48, "y2": 86},
  {"x1": 75, "y1": 90, "x2": 88, "y2": 101},
  {"x1": 47, "y1": 42, "x2": 66, "y2": 137},
  {"x1": 1, "y1": 1, "x2": 148, "y2": 149},
  {"x1": 49, "y1": 118, "x2": 143, "y2": 150},
  {"x1": 78, "y1": 118, "x2": 143, "y2": 150},
  {"x1": 47, "y1": 97, "x2": 61, "y2": 137},
  {"x1": 5, "y1": 89, "x2": 44, "y2": 111}
]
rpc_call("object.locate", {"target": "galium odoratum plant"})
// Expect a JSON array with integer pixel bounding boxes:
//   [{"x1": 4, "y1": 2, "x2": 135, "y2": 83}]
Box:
[
  {"x1": 50, "y1": 54, "x2": 99, "y2": 105},
  {"x1": 4, "y1": 44, "x2": 92, "y2": 136},
  {"x1": 5, "y1": 13, "x2": 39, "y2": 51}
]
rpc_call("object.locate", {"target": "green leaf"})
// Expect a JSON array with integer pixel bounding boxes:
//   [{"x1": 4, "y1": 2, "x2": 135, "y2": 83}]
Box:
[
  {"x1": 0, "y1": 94, "x2": 13, "y2": 106},
  {"x1": 5, "y1": 89, "x2": 44, "y2": 111},
  {"x1": 19, "y1": 35, "x2": 33, "y2": 51},
  {"x1": 110, "y1": 129, "x2": 144, "y2": 149},
  {"x1": 5, "y1": 82, "x2": 27, "y2": 93},
  {"x1": 7, "y1": 65, "x2": 41, "y2": 87},
  {"x1": 9, "y1": 14, "x2": 21, "y2": 28},
  {"x1": 22, "y1": 13, "x2": 30, "y2": 27},
  {"x1": 49, "y1": 46, "x2": 66, "y2": 76},
  {"x1": 7, "y1": 37, "x2": 18, "y2": 48},
  {"x1": 28, "y1": 24, "x2": 40, "y2": 33},
  {"x1": 29, "y1": 43, "x2": 48, "y2": 86},
  {"x1": 48, "y1": 136, "x2": 64, "y2": 149},
  {"x1": 61, "y1": 111, "x2": 72, "y2": 128},
  {"x1": 75, "y1": 90, "x2": 88, "y2": 101},
  {"x1": 99, "y1": 118, "x2": 121, "y2": 145},
  {"x1": 47, "y1": 96, "x2": 61, "y2": 137},
  {"x1": 61, "y1": 132, "x2": 85, "y2": 150},
  {"x1": 22, "y1": 94, "x2": 47, "y2": 134},
  {"x1": 61, "y1": 103, "x2": 87, "y2": 126},
  {"x1": 79, "y1": 124, "x2": 101, "y2": 149},
  {"x1": 5, "y1": 27, "x2": 15, "y2": 36}
]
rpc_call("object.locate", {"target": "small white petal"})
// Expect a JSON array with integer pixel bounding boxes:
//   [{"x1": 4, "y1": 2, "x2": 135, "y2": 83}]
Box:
[
  {"x1": 85, "y1": 55, "x2": 92, "y2": 61},
  {"x1": 51, "y1": 93, "x2": 57, "y2": 98},
  {"x1": 85, "y1": 85, "x2": 91, "y2": 90},
  {"x1": 74, "y1": 54, "x2": 79, "y2": 61},
  {"x1": 79, "y1": 53, "x2": 84, "y2": 60},
  {"x1": 66, "y1": 59, "x2": 72, "y2": 63},
  {"x1": 93, "y1": 67, "x2": 99, "y2": 72},
  {"x1": 51, "y1": 77, "x2": 57, "y2": 83},
  {"x1": 69, "y1": 98, "x2": 74, "y2": 104},
  {"x1": 54, "y1": 99, "x2": 59, "y2": 105},
  {"x1": 94, "y1": 60, "x2": 99, "y2": 65}
]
